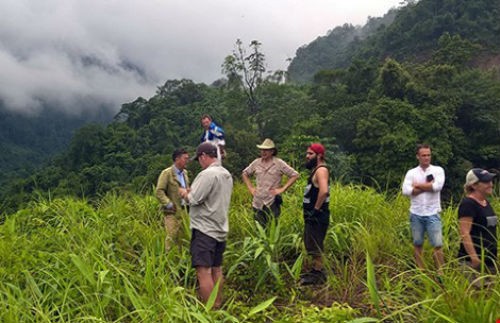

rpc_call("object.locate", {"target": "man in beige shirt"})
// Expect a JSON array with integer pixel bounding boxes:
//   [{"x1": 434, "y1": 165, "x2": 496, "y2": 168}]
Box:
[
  {"x1": 179, "y1": 142, "x2": 233, "y2": 308},
  {"x1": 242, "y1": 138, "x2": 299, "y2": 226},
  {"x1": 156, "y1": 148, "x2": 190, "y2": 251}
]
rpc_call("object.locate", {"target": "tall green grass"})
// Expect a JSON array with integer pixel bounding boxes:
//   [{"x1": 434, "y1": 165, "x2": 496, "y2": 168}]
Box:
[{"x1": 0, "y1": 180, "x2": 498, "y2": 322}]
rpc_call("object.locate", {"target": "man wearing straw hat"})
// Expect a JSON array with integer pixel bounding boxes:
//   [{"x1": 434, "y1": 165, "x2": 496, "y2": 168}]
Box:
[{"x1": 242, "y1": 138, "x2": 299, "y2": 227}]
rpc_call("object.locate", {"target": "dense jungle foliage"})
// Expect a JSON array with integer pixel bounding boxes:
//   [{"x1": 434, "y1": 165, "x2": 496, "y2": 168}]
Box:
[
  {"x1": 0, "y1": 105, "x2": 112, "y2": 193},
  {"x1": 288, "y1": 0, "x2": 500, "y2": 83},
  {"x1": 1, "y1": 0, "x2": 500, "y2": 212},
  {"x1": 2, "y1": 37, "x2": 500, "y2": 212}
]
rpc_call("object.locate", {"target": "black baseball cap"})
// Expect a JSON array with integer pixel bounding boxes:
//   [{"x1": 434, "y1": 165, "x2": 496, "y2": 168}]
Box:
[
  {"x1": 191, "y1": 142, "x2": 218, "y2": 161},
  {"x1": 465, "y1": 168, "x2": 496, "y2": 186}
]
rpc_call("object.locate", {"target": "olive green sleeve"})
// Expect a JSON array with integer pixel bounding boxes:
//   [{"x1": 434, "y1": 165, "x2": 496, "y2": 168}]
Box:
[{"x1": 156, "y1": 169, "x2": 172, "y2": 205}]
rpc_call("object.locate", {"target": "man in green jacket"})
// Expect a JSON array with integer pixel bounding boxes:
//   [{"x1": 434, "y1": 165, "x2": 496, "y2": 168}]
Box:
[{"x1": 156, "y1": 148, "x2": 190, "y2": 251}]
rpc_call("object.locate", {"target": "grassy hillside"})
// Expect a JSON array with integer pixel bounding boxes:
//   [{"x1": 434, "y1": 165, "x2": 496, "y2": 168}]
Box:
[{"x1": 1, "y1": 181, "x2": 498, "y2": 322}]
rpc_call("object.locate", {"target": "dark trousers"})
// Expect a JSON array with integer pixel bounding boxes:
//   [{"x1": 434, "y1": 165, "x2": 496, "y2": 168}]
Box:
[{"x1": 253, "y1": 202, "x2": 281, "y2": 227}]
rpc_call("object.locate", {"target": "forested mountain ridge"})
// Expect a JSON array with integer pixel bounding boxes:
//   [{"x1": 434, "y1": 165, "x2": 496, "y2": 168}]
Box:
[
  {"x1": 288, "y1": 0, "x2": 500, "y2": 83},
  {"x1": 0, "y1": 105, "x2": 112, "y2": 187},
  {"x1": 2, "y1": 0, "x2": 500, "y2": 213},
  {"x1": 287, "y1": 9, "x2": 399, "y2": 83}
]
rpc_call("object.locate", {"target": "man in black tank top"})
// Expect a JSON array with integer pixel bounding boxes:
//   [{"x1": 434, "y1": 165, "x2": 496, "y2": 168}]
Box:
[{"x1": 300, "y1": 143, "x2": 330, "y2": 285}]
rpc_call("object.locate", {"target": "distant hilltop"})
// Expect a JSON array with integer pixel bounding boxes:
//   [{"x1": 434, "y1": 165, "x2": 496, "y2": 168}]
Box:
[{"x1": 287, "y1": 0, "x2": 500, "y2": 83}]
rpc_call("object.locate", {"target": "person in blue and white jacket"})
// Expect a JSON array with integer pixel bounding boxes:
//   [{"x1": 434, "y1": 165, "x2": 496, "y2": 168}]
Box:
[{"x1": 200, "y1": 114, "x2": 225, "y2": 160}]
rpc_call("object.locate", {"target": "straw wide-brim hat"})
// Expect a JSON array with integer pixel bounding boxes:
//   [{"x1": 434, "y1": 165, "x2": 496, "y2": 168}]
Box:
[{"x1": 256, "y1": 138, "x2": 275, "y2": 150}]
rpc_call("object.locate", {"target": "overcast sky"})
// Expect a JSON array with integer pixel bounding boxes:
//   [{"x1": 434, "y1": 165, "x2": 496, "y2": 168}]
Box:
[{"x1": 0, "y1": 0, "x2": 402, "y2": 115}]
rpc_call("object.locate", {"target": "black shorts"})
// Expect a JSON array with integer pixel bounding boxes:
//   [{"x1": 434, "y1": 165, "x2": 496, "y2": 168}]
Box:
[
  {"x1": 190, "y1": 229, "x2": 226, "y2": 268},
  {"x1": 304, "y1": 220, "x2": 329, "y2": 256}
]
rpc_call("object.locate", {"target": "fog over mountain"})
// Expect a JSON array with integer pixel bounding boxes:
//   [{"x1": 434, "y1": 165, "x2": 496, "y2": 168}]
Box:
[{"x1": 0, "y1": 0, "x2": 401, "y2": 116}]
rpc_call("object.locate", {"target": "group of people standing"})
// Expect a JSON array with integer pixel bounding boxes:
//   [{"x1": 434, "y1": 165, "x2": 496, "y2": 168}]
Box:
[
  {"x1": 242, "y1": 139, "x2": 331, "y2": 285},
  {"x1": 402, "y1": 144, "x2": 498, "y2": 278},
  {"x1": 156, "y1": 115, "x2": 231, "y2": 308},
  {"x1": 155, "y1": 114, "x2": 332, "y2": 307},
  {"x1": 155, "y1": 115, "x2": 498, "y2": 308}
]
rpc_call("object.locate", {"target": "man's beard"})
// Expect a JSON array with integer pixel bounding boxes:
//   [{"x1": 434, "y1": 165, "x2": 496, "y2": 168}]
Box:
[{"x1": 304, "y1": 158, "x2": 318, "y2": 170}]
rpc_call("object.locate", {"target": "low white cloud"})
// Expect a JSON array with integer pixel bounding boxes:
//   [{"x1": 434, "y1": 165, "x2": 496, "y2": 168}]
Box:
[{"x1": 0, "y1": 0, "x2": 401, "y2": 115}]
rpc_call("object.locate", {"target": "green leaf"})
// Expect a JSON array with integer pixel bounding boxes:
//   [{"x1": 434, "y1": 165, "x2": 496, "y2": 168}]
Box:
[
  {"x1": 366, "y1": 252, "x2": 380, "y2": 317},
  {"x1": 248, "y1": 296, "x2": 277, "y2": 317},
  {"x1": 254, "y1": 246, "x2": 264, "y2": 259},
  {"x1": 69, "y1": 253, "x2": 96, "y2": 286},
  {"x1": 204, "y1": 279, "x2": 220, "y2": 311}
]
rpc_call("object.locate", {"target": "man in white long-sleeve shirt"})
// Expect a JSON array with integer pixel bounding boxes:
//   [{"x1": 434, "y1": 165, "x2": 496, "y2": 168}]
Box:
[{"x1": 402, "y1": 144, "x2": 445, "y2": 273}]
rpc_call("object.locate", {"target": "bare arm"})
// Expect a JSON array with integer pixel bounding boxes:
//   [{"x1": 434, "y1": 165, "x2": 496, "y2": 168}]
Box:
[
  {"x1": 269, "y1": 174, "x2": 299, "y2": 196},
  {"x1": 414, "y1": 168, "x2": 445, "y2": 192},
  {"x1": 313, "y1": 167, "x2": 329, "y2": 210},
  {"x1": 413, "y1": 182, "x2": 433, "y2": 192},
  {"x1": 459, "y1": 216, "x2": 480, "y2": 268},
  {"x1": 270, "y1": 160, "x2": 299, "y2": 196}
]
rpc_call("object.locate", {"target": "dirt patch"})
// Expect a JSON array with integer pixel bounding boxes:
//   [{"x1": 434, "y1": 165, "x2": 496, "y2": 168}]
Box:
[{"x1": 472, "y1": 52, "x2": 500, "y2": 71}]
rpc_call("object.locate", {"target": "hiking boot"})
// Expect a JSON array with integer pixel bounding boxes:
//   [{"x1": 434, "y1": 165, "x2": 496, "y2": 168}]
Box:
[
  {"x1": 312, "y1": 269, "x2": 327, "y2": 284},
  {"x1": 299, "y1": 273, "x2": 316, "y2": 285},
  {"x1": 300, "y1": 269, "x2": 326, "y2": 285}
]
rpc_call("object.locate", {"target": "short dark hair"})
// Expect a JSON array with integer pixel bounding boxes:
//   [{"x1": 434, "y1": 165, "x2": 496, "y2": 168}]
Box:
[
  {"x1": 201, "y1": 114, "x2": 212, "y2": 121},
  {"x1": 416, "y1": 144, "x2": 431, "y2": 154},
  {"x1": 204, "y1": 149, "x2": 218, "y2": 158},
  {"x1": 172, "y1": 148, "x2": 188, "y2": 161}
]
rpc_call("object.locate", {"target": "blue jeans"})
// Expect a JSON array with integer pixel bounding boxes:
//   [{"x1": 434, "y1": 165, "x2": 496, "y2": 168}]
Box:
[{"x1": 410, "y1": 213, "x2": 443, "y2": 247}]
